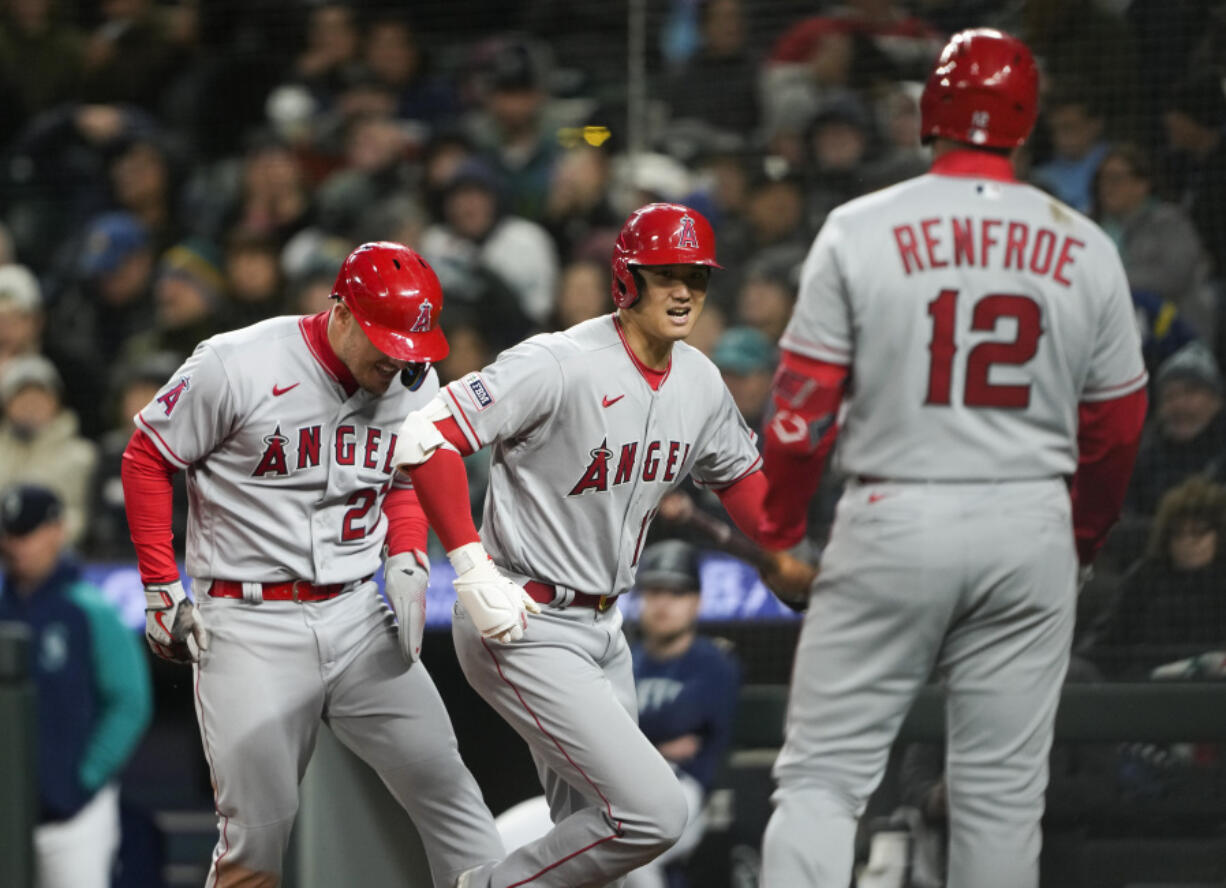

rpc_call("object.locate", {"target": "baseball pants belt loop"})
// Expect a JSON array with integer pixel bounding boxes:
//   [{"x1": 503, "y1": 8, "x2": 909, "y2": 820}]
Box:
[
  {"x1": 523, "y1": 580, "x2": 616, "y2": 611},
  {"x1": 207, "y1": 577, "x2": 372, "y2": 602}
]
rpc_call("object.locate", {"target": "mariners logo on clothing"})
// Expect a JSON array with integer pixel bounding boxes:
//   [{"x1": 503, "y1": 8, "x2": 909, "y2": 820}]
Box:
[
  {"x1": 462, "y1": 373, "x2": 494, "y2": 411},
  {"x1": 157, "y1": 377, "x2": 190, "y2": 416},
  {"x1": 411, "y1": 299, "x2": 433, "y2": 332},
  {"x1": 677, "y1": 215, "x2": 700, "y2": 249}
]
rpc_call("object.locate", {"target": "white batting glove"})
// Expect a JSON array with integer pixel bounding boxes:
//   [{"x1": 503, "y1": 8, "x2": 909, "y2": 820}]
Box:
[
  {"x1": 144, "y1": 580, "x2": 209, "y2": 664},
  {"x1": 448, "y1": 542, "x2": 540, "y2": 644},
  {"x1": 385, "y1": 550, "x2": 429, "y2": 665}
]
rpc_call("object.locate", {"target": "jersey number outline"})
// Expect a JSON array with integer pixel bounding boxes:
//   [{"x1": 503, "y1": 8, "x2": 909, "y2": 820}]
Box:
[
  {"x1": 925, "y1": 288, "x2": 1043, "y2": 409},
  {"x1": 341, "y1": 489, "x2": 378, "y2": 541}
]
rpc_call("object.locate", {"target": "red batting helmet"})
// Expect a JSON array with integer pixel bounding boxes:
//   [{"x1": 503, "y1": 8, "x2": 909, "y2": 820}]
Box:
[
  {"x1": 332, "y1": 242, "x2": 449, "y2": 363},
  {"x1": 919, "y1": 28, "x2": 1039, "y2": 150},
  {"x1": 611, "y1": 203, "x2": 721, "y2": 309}
]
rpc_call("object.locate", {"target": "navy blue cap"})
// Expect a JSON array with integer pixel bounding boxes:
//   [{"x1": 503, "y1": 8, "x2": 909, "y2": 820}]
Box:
[{"x1": 1, "y1": 484, "x2": 63, "y2": 537}]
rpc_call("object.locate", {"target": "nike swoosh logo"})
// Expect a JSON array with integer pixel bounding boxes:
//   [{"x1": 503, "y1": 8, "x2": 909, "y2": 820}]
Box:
[
  {"x1": 272, "y1": 382, "x2": 300, "y2": 397},
  {"x1": 868, "y1": 492, "x2": 888, "y2": 504},
  {"x1": 602, "y1": 394, "x2": 625, "y2": 408}
]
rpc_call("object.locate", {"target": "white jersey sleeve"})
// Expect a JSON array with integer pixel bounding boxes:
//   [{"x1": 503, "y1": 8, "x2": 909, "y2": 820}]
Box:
[
  {"x1": 441, "y1": 339, "x2": 565, "y2": 450},
  {"x1": 690, "y1": 386, "x2": 763, "y2": 489},
  {"x1": 1082, "y1": 257, "x2": 1148, "y2": 401},
  {"x1": 135, "y1": 342, "x2": 236, "y2": 468},
  {"x1": 779, "y1": 219, "x2": 853, "y2": 366}
]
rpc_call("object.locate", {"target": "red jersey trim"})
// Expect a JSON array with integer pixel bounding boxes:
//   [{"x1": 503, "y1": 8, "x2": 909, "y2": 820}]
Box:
[
  {"x1": 612, "y1": 315, "x2": 671, "y2": 390},
  {"x1": 445, "y1": 387, "x2": 483, "y2": 449},
  {"x1": 1082, "y1": 370, "x2": 1149, "y2": 401},
  {"x1": 298, "y1": 311, "x2": 359, "y2": 396},
  {"x1": 930, "y1": 148, "x2": 1017, "y2": 182},
  {"x1": 134, "y1": 412, "x2": 191, "y2": 469}
]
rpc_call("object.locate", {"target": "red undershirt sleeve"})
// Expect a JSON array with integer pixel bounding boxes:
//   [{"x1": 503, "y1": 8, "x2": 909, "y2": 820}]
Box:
[
  {"x1": 120, "y1": 429, "x2": 181, "y2": 584},
  {"x1": 758, "y1": 350, "x2": 849, "y2": 550},
  {"x1": 382, "y1": 487, "x2": 429, "y2": 558},
  {"x1": 715, "y1": 470, "x2": 770, "y2": 542},
  {"x1": 1070, "y1": 387, "x2": 1147, "y2": 565}
]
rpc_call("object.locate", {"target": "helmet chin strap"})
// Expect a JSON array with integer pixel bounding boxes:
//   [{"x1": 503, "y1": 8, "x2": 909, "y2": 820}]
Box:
[{"x1": 401, "y1": 363, "x2": 431, "y2": 391}]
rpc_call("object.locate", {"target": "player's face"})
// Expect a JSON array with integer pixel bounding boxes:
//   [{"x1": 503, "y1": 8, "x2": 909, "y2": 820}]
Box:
[
  {"x1": 638, "y1": 586, "x2": 701, "y2": 644},
  {"x1": 628, "y1": 264, "x2": 710, "y2": 343},
  {"x1": 330, "y1": 306, "x2": 411, "y2": 395}
]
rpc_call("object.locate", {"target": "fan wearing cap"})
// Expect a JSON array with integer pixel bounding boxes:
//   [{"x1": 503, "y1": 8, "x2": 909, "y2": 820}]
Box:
[
  {"x1": 391, "y1": 203, "x2": 805, "y2": 888},
  {"x1": 0, "y1": 484, "x2": 152, "y2": 888},
  {"x1": 119, "y1": 242, "x2": 503, "y2": 887}
]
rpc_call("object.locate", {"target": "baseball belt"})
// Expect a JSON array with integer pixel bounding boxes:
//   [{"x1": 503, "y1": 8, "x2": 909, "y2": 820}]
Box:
[
  {"x1": 523, "y1": 580, "x2": 616, "y2": 612},
  {"x1": 208, "y1": 577, "x2": 371, "y2": 603}
]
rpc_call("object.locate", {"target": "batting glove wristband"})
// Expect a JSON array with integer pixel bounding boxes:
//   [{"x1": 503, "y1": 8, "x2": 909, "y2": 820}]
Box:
[
  {"x1": 385, "y1": 549, "x2": 429, "y2": 665},
  {"x1": 448, "y1": 542, "x2": 541, "y2": 644},
  {"x1": 144, "y1": 580, "x2": 209, "y2": 664}
]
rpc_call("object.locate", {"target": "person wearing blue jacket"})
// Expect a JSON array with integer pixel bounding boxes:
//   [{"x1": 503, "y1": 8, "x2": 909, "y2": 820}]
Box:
[{"x1": 0, "y1": 484, "x2": 152, "y2": 888}]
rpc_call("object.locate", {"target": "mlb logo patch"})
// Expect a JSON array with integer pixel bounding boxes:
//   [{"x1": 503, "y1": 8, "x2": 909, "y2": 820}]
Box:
[{"x1": 462, "y1": 373, "x2": 494, "y2": 411}]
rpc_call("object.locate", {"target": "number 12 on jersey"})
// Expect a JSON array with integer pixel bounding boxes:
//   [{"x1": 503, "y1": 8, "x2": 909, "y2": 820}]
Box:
[{"x1": 925, "y1": 288, "x2": 1042, "y2": 409}]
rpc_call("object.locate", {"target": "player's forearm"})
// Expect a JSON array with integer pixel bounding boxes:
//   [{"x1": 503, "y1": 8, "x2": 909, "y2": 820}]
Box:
[
  {"x1": 383, "y1": 485, "x2": 430, "y2": 556},
  {"x1": 715, "y1": 470, "x2": 769, "y2": 542},
  {"x1": 121, "y1": 430, "x2": 181, "y2": 584},
  {"x1": 758, "y1": 350, "x2": 848, "y2": 550},
  {"x1": 1070, "y1": 388, "x2": 1148, "y2": 564},
  {"x1": 404, "y1": 448, "x2": 481, "y2": 551}
]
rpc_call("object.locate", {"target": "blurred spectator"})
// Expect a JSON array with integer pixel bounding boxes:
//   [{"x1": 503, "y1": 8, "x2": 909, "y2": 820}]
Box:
[
  {"x1": 736, "y1": 258, "x2": 797, "y2": 342},
  {"x1": 665, "y1": 0, "x2": 758, "y2": 136},
  {"x1": 315, "y1": 113, "x2": 416, "y2": 240},
  {"x1": 712, "y1": 326, "x2": 777, "y2": 432},
  {"x1": 1161, "y1": 74, "x2": 1226, "y2": 280},
  {"x1": 0, "y1": 356, "x2": 98, "y2": 545},
  {"x1": 79, "y1": 0, "x2": 176, "y2": 111},
  {"x1": 1094, "y1": 143, "x2": 1214, "y2": 340},
  {"x1": 420, "y1": 129, "x2": 475, "y2": 218},
  {"x1": 108, "y1": 134, "x2": 182, "y2": 255},
  {"x1": 718, "y1": 163, "x2": 809, "y2": 310},
  {"x1": 627, "y1": 539, "x2": 741, "y2": 888},
  {"x1": 231, "y1": 136, "x2": 313, "y2": 245},
  {"x1": 362, "y1": 12, "x2": 458, "y2": 127},
  {"x1": 420, "y1": 160, "x2": 556, "y2": 345},
  {"x1": 43, "y1": 212, "x2": 155, "y2": 437},
  {"x1": 87, "y1": 352, "x2": 187, "y2": 559},
  {"x1": 223, "y1": 227, "x2": 284, "y2": 327},
  {"x1": 293, "y1": 2, "x2": 361, "y2": 109},
  {"x1": 543, "y1": 146, "x2": 619, "y2": 263},
  {"x1": 1090, "y1": 477, "x2": 1226, "y2": 677},
  {"x1": 116, "y1": 239, "x2": 225, "y2": 372},
  {"x1": 865, "y1": 83, "x2": 928, "y2": 189},
  {"x1": 0, "y1": 483, "x2": 152, "y2": 888},
  {"x1": 1127, "y1": 342, "x2": 1226, "y2": 516},
  {"x1": 0, "y1": 0, "x2": 84, "y2": 126},
  {"x1": 288, "y1": 267, "x2": 339, "y2": 317},
  {"x1": 551, "y1": 258, "x2": 610, "y2": 331},
  {"x1": 465, "y1": 37, "x2": 560, "y2": 220},
  {"x1": 1132, "y1": 288, "x2": 1199, "y2": 380},
  {"x1": 804, "y1": 92, "x2": 876, "y2": 229},
  {"x1": 1032, "y1": 88, "x2": 1110, "y2": 214},
  {"x1": 0, "y1": 263, "x2": 43, "y2": 372},
  {"x1": 687, "y1": 301, "x2": 726, "y2": 360}
]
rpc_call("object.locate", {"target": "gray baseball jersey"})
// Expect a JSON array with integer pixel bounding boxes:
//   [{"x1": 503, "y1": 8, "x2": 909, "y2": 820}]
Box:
[
  {"x1": 136, "y1": 315, "x2": 425, "y2": 584},
  {"x1": 782, "y1": 172, "x2": 1146, "y2": 478},
  {"x1": 441, "y1": 313, "x2": 761, "y2": 597}
]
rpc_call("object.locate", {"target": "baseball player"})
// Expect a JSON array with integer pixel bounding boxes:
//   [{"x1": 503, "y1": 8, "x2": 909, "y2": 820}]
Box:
[
  {"x1": 120, "y1": 242, "x2": 504, "y2": 888},
  {"x1": 392, "y1": 203, "x2": 805, "y2": 888},
  {"x1": 754, "y1": 30, "x2": 1149, "y2": 888}
]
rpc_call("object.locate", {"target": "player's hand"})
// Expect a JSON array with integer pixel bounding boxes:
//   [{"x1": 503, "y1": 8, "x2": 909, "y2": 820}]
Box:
[
  {"x1": 144, "y1": 580, "x2": 209, "y2": 664},
  {"x1": 760, "y1": 546, "x2": 818, "y2": 612},
  {"x1": 658, "y1": 491, "x2": 695, "y2": 523},
  {"x1": 384, "y1": 550, "x2": 429, "y2": 666},
  {"x1": 448, "y1": 542, "x2": 541, "y2": 644}
]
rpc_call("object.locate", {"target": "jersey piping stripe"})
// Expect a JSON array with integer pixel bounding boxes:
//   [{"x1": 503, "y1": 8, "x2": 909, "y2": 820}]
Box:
[
  {"x1": 612, "y1": 315, "x2": 672, "y2": 388},
  {"x1": 194, "y1": 666, "x2": 232, "y2": 883},
  {"x1": 694, "y1": 454, "x2": 764, "y2": 490},
  {"x1": 507, "y1": 832, "x2": 622, "y2": 887},
  {"x1": 1082, "y1": 370, "x2": 1149, "y2": 401},
  {"x1": 480, "y1": 637, "x2": 623, "y2": 831},
  {"x1": 135, "y1": 412, "x2": 191, "y2": 469},
  {"x1": 445, "y1": 387, "x2": 483, "y2": 449},
  {"x1": 298, "y1": 315, "x2": 341, "y2": 384}
]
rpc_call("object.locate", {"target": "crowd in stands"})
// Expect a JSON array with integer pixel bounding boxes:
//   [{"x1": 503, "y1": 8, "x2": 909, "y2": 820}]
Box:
[{"x1": 0, "y1": 0, "x2": 1224, "y2": 686}]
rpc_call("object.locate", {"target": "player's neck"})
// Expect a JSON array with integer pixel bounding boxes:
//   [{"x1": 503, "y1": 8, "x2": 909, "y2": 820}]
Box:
[{"x1": 616, "y1": 311, "x2": 674, "y2": 371}]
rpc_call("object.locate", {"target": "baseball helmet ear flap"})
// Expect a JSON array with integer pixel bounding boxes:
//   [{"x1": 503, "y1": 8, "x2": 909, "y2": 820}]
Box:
[
  {"x1": 400, "y1": 364, "x2": 430, "y2": 391},
  {"x1": 610, "y1": 203, "x2": 721, "y2": 309}
]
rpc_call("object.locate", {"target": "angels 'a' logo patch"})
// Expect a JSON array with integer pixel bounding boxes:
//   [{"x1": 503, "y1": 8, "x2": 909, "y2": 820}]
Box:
[
  {"x1": 461, "y1": 372, "x2": 493, "y2": 411},
  {"x1": 156, "y1": 377, "x2": 190, "y2": 416},
  {"x1": 411, "y1": 299, "x2": 432, "y2": 332},
  {"x1": 677, "y1": 214, "x2": 700, "y2": 249}
]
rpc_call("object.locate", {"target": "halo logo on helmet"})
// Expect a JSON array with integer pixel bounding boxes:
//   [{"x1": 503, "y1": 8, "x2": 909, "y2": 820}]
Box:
[
  {"x1": 610, "y1": 203, "x2": 722, "y2": 309},
  {"x1": 331, "y1": 242, "x2": 449, "y2": 389},
  {"x1": 919, "y1": 28, "x2": 1039, "y2": 150}
]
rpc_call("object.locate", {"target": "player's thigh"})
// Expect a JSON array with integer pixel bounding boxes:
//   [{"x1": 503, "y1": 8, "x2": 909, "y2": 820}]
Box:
[
  {"x1": 193, "y1": 600, "x2": 326, "y2": 819},
  {"x1": 455, "y1": 607, "x2": 678, "y2": 816},
  {"x1": 775, "y1": 494, "x2": 956, "y2": 791}
]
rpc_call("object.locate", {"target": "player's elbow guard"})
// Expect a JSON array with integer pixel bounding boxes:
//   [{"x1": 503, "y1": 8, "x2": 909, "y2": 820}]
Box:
[{"x1": 392, "y1": 397, "x2": 454, "y2": 468}]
